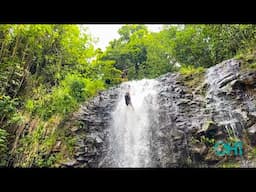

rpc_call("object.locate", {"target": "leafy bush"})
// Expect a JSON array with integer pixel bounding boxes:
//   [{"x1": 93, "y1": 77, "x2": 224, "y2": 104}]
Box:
[
  {"x1": 200, "y1": 135, "x2": 215, "y2": 146},
  {"x1": 61, "y1": 74, "x2": 104, "y2": 100},
  {"x1": 25, "y1": 99, "x2": 35, "y2": 115},
  {"x1": 249, "y1": 62, "x2": 256, "y2": 69},
  {"x1": 0, "y1": 95, "x2": 18, "y2": 120},
  {"x1": 62, "y1": 74, "x2": 87, "y2": 102},
  {"x1": 8, "y1": 112, "x2": 25, "y2": 126},
  {"x1": 33, "y1": 74, "x2": 104, "y2": 120}
]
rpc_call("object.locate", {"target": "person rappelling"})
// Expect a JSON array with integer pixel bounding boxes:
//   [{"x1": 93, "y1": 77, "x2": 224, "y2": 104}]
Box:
[{"x1": 124, "y1": 85, "x2": 134, "y2": 110}]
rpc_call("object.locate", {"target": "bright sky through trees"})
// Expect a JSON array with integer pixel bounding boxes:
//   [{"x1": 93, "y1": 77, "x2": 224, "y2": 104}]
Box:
[{"x1": 84, "y1": 24, "x2": 163, "y2": 50}]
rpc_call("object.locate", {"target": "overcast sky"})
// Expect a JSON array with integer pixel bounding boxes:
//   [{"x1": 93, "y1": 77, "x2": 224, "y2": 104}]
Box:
[{"x1": 83, "y1": 24, "x2": 163, "y2": 50}]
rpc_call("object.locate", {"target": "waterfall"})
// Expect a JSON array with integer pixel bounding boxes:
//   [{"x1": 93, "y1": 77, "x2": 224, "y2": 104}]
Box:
[
  {"x1": 204, "y1": 59, "x2": 243, "y2": 138},
  {"x1": 107, "y1": 79, "x2": 159, "y2": 167}
]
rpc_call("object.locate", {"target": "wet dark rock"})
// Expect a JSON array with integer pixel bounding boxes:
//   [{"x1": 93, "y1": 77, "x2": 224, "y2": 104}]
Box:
[
  {"x1": 75, "y1": 151, "x2": 86, "y2": 157},
  {"x1": 216, "y1": 91, "x2": 227, "y2": 97},
  {"x1": 197, "y1": 121, "x2": 218, "y2": 137},
  {"x1": 248, "y1": 124, "x2": 256, "y2": 146},
  {"x1": 240, "y1": 72, "x2": 256, "y2": 86},
  {"x1": 245, "y1": 113, "x2": 256, "y2": 128},
  {"x1": 171, "y1": 129, "x2": 184, "y2": 140},
  {"x1": 76, "y1": 156, "x2": 86, "y2": 162},
  {"x1": 177, "y1": 99, "x2": 190, "y2": 106},
  {"x1": 218, "y1": 74, "x2": 237, "y2": 88},
  {"x1": 248, "y1": 124, "x2": 256, "y2": 134},
  {"x1": 87, "y1": 133, "x2": 104, "y2": 144},
  {"x1": 231, "y1": 80, "x2": 245, "y2": 90}
]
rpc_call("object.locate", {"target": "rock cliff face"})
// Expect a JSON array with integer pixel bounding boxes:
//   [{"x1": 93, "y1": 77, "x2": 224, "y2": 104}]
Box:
[{"x1": 66, "y1": 59, "x2": 256, "y2": 168}]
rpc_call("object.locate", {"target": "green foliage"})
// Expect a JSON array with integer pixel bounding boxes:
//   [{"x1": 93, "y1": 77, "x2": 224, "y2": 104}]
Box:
[
  {"x1": 8, "y1": 112, "x2": 25, "y2": 126},
  {"x1": 33, "y1": 74, "x2": 105, "y2": 120},
  {"x1": 42, "y1": 87, "x2": 77, "y2": 120},
  {"x1": 0, "y1": 24, "x2": 119, "y2": 167},
  {"x1": 249, "y1": 62, "x2": 256, "y2": 69},
  {"x1": 103, "y1": 24, "x2": 178, "y2": 80},
  {"x1": 1, "y1": 24, "x2": 256, "y2": 167},
  {"x1": 61, "y1": 74, "x2": 104, "y2": 101},
  {"x1": 13, "y1": 121, "x2": 57, "y2": 167},
  {"x1": 218, "y1": 161, "x2": 240, "y2": 168},
  {"x1": 65, "y1": 136, "x2": 77, "y2": 154},
  {"x1": 236, "y1": 49, "x2": 256, "y2": 73},
  {"x1": 226, "y1": 136, "x2": 241, "y2": 143},
  {"x1": 190, "y1": 136, "x2": 200, "y2": 145},
  {"x1": 179, "y1": 65, "x2": 205, "y2": 75},
  {"x1": 102, "y1": 25, "x2": 150, "y2": 79},
  {"x1": 68, "y1": 78, "x2": 87, "y2": 101},
  {"x1": 87, "y1": 55, "x2": 122, "y2": 86},
  {"x1": 0, "y1": 95, "x2": 18, "y2": 119},
  {"x1": 0, "y1": 128, "x2": 8, "y2": 166},
  {"x1": 35, "y1": 153, "x2": 58, "y2": 167},
  {"x1": 248, "y1": 147, "x2": 256, "y2": 160},
  {"x1": 190, "y1": 135, "x2": 215, "y2": 146},
  {"x1": 102, "y1": 24, "x2": 256, "y2": 80},
  {"x1": 0, "y1": 95, "x2": 21, "y2": 130},
  {"x1": 13, "y1": 116, "x2": 78, "y2": 167},
  {"x1": 166, "y1": 24, "x2": 256, "y2": 68},
  {"x1": 25, "y1": 99, "x2": 35, "y2": 115},
  {"x1": 119, "y1": 25, "x2": 255, "y2": 79},
  {"x1": 200, "y1": 136, "x2": 215, "y2": 146}
]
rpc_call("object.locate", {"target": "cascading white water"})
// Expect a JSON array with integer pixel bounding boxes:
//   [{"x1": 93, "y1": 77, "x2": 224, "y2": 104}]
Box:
[
  {"x1": 204, "y1": 59, "x2": 242, "y2": 138},
  {"x1": 108, "y1": 79, "x2": 159, "y2": 167}
]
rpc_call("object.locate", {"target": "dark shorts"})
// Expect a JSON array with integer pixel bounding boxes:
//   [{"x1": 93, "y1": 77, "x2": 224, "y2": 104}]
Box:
[{"x1": 125, "y1": 94, "x2": 131, "y2": 106}]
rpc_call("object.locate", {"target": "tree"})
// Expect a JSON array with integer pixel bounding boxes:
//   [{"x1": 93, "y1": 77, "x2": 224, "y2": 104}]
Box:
[{"x1": 102, "y1": 24, "x2": 149, "y2": 79}]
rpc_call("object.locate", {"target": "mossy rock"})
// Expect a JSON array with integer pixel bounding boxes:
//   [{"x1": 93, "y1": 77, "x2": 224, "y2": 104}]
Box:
[
  {"x1": 237, "y1": 50, "x2": 256, "y2": 73},
  {"x1": 178, "y1": 70, "x2": 206, "y2": 96}
]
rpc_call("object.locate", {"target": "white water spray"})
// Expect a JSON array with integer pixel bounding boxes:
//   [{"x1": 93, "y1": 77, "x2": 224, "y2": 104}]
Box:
[{"x1": 108, "y1": 79, "x2": 159, "y2": 167}]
